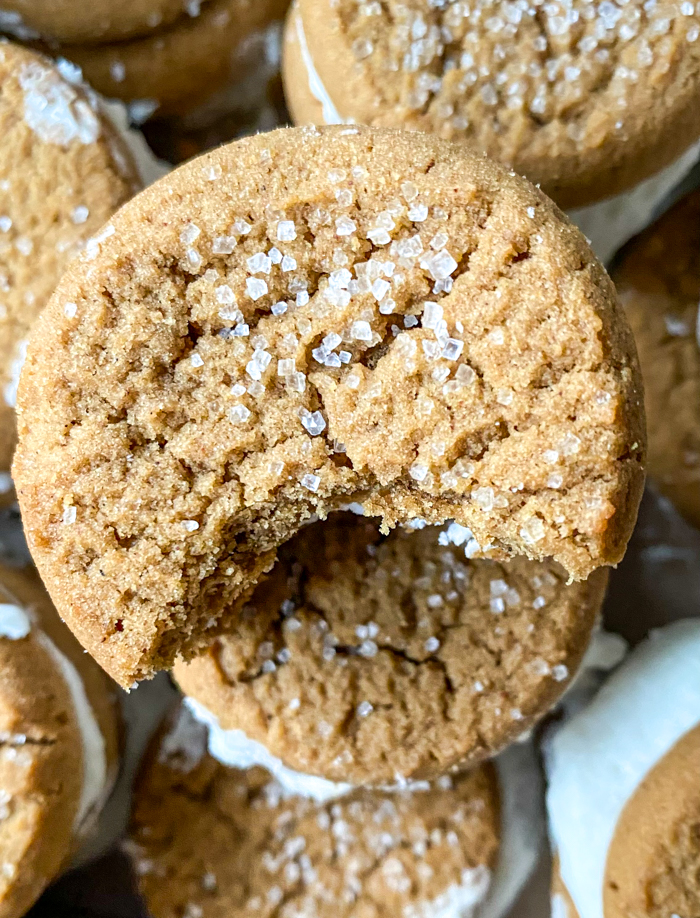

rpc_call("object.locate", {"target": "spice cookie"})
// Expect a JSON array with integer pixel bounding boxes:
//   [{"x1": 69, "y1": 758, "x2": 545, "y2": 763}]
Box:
[
  {"x1": 546, "y1": 619, "x2": 700, "y2": 918},
  {"x1": 282, "y1": 0, "x2": 700, "y2": 209},
  {"x1": 13, "y1": 125, "x2": 645, "y2": 687},
  {"x1": 0, "y1": 42, "x2": 139, "y2": 473},
  {"x1": 62, "y1": 0, "x2": 291, "y2": 119},
  {"x1": 128, "y1": 702, "x2": 543, "y2": 918},
  {"x1": 0, "y1": 0, "x2": 210, "y2": 45},
  {"x1": 611, "y1": 190, "x2": 700, "y2": 530},
  {"x1": 0, "y1": 559, "x2": 120, "y2": 918},
  {"x1": 175, "y1": 513, "x2": 606, "y2": 785}
]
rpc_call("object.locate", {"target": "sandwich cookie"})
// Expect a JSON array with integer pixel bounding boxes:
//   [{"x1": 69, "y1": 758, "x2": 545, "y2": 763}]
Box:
[
  {"x1": 175, "y1": 512, "x2": 606, "y2": 785},
  {"x1": 282, "y1": 0, "x2": 700, "y2": 209},
  {"x1": 12, "y1": 125, "x2": 645, "y2": 686},
  {"x1": 128, "y1": 701, "x2": 543, "y2": 918},
  {"x1": 546, "y1": 619, "x2": 700, "y2": 918},
  {"x1": 612, "y1": 189, "x2": 700, "y2": 530},
  {"x1": 0, "y1": 560, "x2": 120, "y2": 918},
  {"x1": 0, "y1": 41, "x2": 139, "y2": 474}
]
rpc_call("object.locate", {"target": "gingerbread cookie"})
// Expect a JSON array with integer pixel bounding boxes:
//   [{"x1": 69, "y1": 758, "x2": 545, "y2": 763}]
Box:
[
  {"x1": 0, "y1": 560, "x2": 120, "y2": 918},
  {"x1": 612, "y1": 190, "x2": 700, "y2": 530},
  {"x1": 128, "y1": 702, "x2": 542, "y2": 918},
  {"x1": 546, "y1": 619, "x2": 700, "y2": 918},
  {"x1": 0, "y1": 0, "x2": 208, "y2": 45},
  {"x1": 0, "y1": 42, "x2": 139, "y2": 473},
  {"x1": 13, "y1": 126, "x2": 644, "y2": 687},
  {"x1": 282, "y1": 0, "x2": 700, "y2": 209},
  {"x1": 61, "y1": 0, "x2": 290, "y2": 118},
  {"x1": 175, "y1": 513, "x2": 605, "y2": 785}
]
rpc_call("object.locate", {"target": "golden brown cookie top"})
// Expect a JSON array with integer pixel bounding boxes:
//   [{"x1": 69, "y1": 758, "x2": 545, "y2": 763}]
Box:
[
  {"x1": 0, "y1": 561, "x2": 119, "y2": 918},
  {"x1": 612, "y1": 189, "x2": 700, "y2": 529},
  {"x1": 176, "y1": 513, "x2": 605, "y2": 784},
  {"x1": 289, "y1": 0, "x2": 700, "y2": 207},
  {"x1": 13, "y1": 125, "x2": 644, "y2": 687},
  {"x1": 0, "y1": 0, "x2": 208, "y2": 44},
  {"x1": 129, "y1": 703, "x2": 501, "y2": 918},
  {"x1": 0, "y1": 42, "x2": 138, "y2": 471}
]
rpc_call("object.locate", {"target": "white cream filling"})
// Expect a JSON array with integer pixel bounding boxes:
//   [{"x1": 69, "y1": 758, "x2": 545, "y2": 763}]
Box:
[
  {"x1": 294, "y1": 10, "x2": 348, "y2": 126},
  {"x1": 545, "y1": 619, "x2": 700, "y2": 918},
  {"x1": 35, "y1": 633, "x2": 109, "y2": 834},
  {"x1": 186, "y1": 696, "x2": 542, "y2": 917},
  {"x1": 0, "y1": 596, "x2": 110, "y2": 836}
]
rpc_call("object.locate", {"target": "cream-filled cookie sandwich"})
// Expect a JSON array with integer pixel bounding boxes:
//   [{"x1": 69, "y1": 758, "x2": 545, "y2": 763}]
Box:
[{"x1": 546, "y1": 619, "x2": 700, "y2": 918}]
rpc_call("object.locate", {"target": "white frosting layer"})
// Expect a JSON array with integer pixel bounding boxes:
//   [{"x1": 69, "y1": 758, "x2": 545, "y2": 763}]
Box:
[
  {"x1": 185, "y1": 697, "x2": 353, "y2": 802},
  {"x1": 187, "y1": 696, "x2": 541, "y2": 916},
  {"x1": 478, "y1": 742, "x2": 544, "y2": 918},
  {"x1": 294, "y1": 11, "x2": 347, "y2": 126},
  {"x1": 36, "y1": 632, "x2": 109, "y2": 833},
  {"x1": 546, "y1": 619, "x2": 700, "y2": 918},
  {"x1": 0, "y1": 603, "x2": 31, "y2": 639}
]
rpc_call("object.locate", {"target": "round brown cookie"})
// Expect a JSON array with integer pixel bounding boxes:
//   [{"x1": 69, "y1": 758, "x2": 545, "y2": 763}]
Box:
[
  {"x1": 551, "y1": 858, "x2": 580, "y2": 918},
  {"x1": 0, "y1": 0, "x2": 210, "y2": 45},
  {"x1": 282, "y1": 0, "x2": 700, "y2": 209},
  {"x1": 611, "y1": 190, "x2": 700, "y2": 529},
  {"x1": 13, "y1": 125, "x2": 644, "y2": 688},
  {"x1": 61, "y1": 0, "x2": 291, "y2": 118},
  {"x1": 175, "y1": 513, "x2": 605, "y2": 785},
  {"x1": 0, "y1": 560, "x2": 120, "y2": 918},
  {"x1": 128, "y1": 703, "x2": 500, "y2": 918},
  {"x1": 604, "y1": 723, "x2": 700, "y2": 918},
  {"x1": 0, "y1": 41, "x2": 139, "y2": 472}
]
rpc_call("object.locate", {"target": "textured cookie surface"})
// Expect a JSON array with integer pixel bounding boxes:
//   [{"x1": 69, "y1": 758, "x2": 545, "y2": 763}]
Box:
[
  {"x1": 13, "y1": 125, "x2": 644, "y2": 687},
  {"x1": 283, "y1": 0, "x2": 700, "y2": 207},
  {"x1": 129, "y1": 704, "x2": 500, "y2": 918},
  {"x1": 0, "y1": 41, "x2": 138, "y2": 471},
  {"x1": 0, "y1": 561, "x2": 119, "y2": 918},
  {"x1": 63, "y1": 0, "x2": 291, "y2": 117},
  {"x1": 0, "y1": 0, "x2": 206, "y2": 44},
  {"x1": 176, "y1": 513, "x2": 605, "y2": 784},
  {"x1": 612, "y1": 190, "x2": 700, "y2": 529}
]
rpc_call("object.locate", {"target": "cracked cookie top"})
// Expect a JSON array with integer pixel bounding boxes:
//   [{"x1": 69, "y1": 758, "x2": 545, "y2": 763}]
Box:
[
  {"x1": 129, "y1": 703, "x2": 500, "y2": 918},
  {"x1": 284, "y1": 0, "x2": 700, "y2": 207},
  {"x1": 0, "y1": 561, "x2": 120, "y2": 918},
  {"x1": 175, "y1": 512, "x2": 605, "y2": 784},
  {"x1": 612, "y1": 189, "x2": 700, "y2": 530},
  {"x1": 13, "y1": 125, "x2": 644, "y2": 687}
]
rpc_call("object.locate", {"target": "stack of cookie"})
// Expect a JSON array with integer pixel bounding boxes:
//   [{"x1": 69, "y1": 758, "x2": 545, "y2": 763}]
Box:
[
  {"x1": 0, "y1": 0, "x2": 291, "y2": 130},
  {"x1": 9, "y1": 120, "x2": 647, "y2": 916}
]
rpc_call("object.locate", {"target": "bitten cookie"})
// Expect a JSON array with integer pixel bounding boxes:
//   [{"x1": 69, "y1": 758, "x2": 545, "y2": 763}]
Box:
[
  {"x1": 546, "y1": 619, "x2": 700, "y2": 918},
  {"x1": 13, "y1": 125, "x2": 645, "y2": 687},
  {"x1": 0, "y1": 560, "x2": 120, "y2": 918},
  {"x1": 61, "y1": 0, "x2": 290, "y2": 118},
  {"x1": 282, "y1": 0, "x2": 700, "y2": 209},
  {"x1": 0, "y1": 0, "x2": 206, "y2": 45},
  {"x1": 175, "y1": 513, "x2": 606, "y2": 785},
  {"x1": 128, "y1": 702, "x2": 542, "y2": 918},
  {"x1": 0, "y1": 41, "x2": 139, "y2": 472},
  {"x1": 612, "y1": 190, "x2": 700, "y2": 529}
]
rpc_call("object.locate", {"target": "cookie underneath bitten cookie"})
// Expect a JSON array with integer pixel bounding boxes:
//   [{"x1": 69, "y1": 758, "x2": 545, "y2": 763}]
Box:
[
  {"x1": 612, "y1": 189, "x2": 700, "y2": 530},
  {"x1": 0, "y1": 560, "x2": 120, "y2": 918},
  {"x1": 0, "y1": 41, "x2": 139, "y2": 472},
  {"x1": 176, "y1": 513, "x2": 605, "y2": 785}
]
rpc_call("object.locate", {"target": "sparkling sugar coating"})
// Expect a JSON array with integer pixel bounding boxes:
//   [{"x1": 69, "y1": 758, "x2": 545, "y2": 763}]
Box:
[
  {"x1": 292, "y1": 0, "x2": 700, "y2": 205},
  {"x1": 129, "y1": 703, "x2": 500, "y2": 918},
  {"x1": 12, "y1": 126, "x2": 644, "y2": 687}
]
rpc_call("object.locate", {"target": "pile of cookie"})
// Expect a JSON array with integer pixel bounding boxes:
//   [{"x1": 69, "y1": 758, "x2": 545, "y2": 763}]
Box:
[{"x1": 0, "y1": 0, "x2": 698, "y2": 913}]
